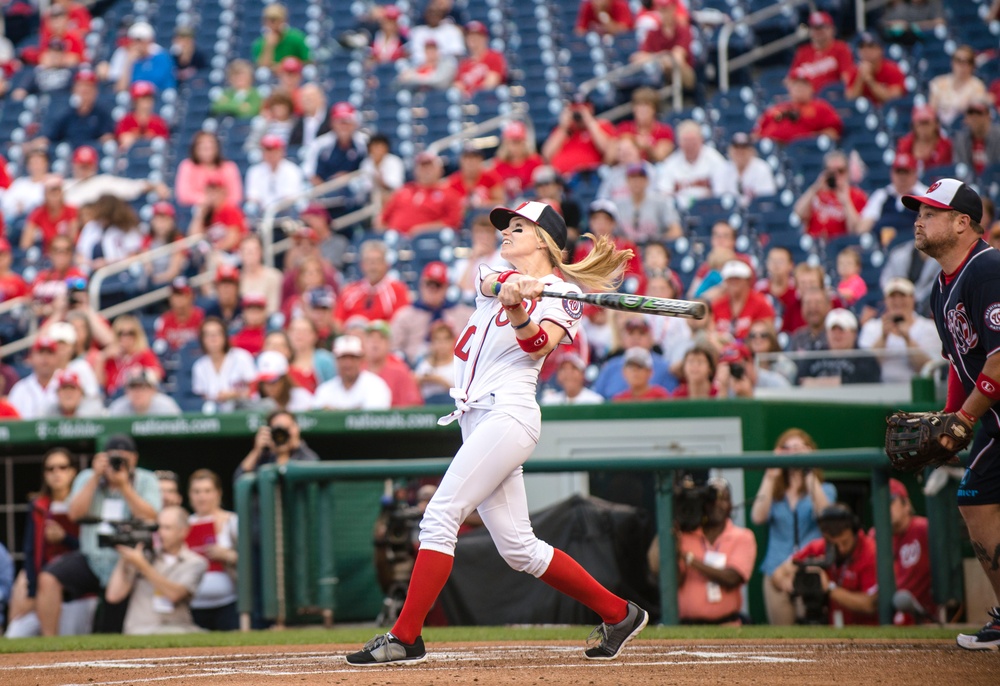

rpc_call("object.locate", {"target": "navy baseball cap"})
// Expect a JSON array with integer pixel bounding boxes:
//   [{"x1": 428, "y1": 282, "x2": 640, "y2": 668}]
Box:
[
  {"x1": 105, "y1": 434, "x2": 137, "y2": 453},
  {"x1": 490, "y1": 200, "x2": 567, "y2": 250},
  {"x1": 902, "y1": 178, "x2": 983, "y2": 224}
]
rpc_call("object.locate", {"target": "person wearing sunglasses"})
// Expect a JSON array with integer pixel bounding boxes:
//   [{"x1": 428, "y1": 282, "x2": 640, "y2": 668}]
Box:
[
  {"x1": 4, "y1": 448, "x2": 82, "y2": 638},
  {"x1": 954, "y1": 97, "x2": 1000, "y2": 178},
  {"x1": 96, "y1": 314, "x2": 163, "y2": 397},
  {"x1": 928, "y1": 44, "x2": 987, "y2": 128}
]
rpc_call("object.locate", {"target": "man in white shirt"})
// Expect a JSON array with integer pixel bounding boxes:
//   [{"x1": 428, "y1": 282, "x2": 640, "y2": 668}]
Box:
[
  {"x1": 244, "y1": 135, "x2": 305, "y2": 213},
  {"x1": 46, "y1": 321, "x2": 102, "y2": 398},
  {"x1": 540, "y1": 354, "x2": 604, "y2": 406},
  {"x1": 313, "y1": 335, "x2": 392, "y2": 410},
  {"x1": 9, "y1": 336, "x2": 60, "y2": 419},
  {"x1": 714, "y1": 132, "x2": 777, "y2": 206},
  {"x1": 656, "y1": 120, "x2": 728, "y2": 212},
  {"x1": 857, "y1": 277, "x2": 940, "y2": 384}
]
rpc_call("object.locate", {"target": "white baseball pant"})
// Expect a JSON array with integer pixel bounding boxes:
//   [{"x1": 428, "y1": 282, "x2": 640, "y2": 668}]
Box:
[{"x1": 418, "y1": 408, "x2": 555, "y2": 578}]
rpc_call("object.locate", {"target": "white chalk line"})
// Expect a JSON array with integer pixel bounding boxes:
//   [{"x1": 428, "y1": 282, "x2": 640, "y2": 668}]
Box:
[{"x1": 6, "y1": 645, "x2": 824, "y2": 686}]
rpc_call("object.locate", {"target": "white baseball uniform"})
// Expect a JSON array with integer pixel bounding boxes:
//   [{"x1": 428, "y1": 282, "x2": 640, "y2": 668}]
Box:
[{"x1": 420, "y1": 266, "x2": 583, "y2": 576}]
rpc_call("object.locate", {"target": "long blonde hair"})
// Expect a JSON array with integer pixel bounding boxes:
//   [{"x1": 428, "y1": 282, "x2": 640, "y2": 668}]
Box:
[
  {"x1": 537, "y1": 228, "x2": 633, "y2": 293},
  {"x1": 113, "y1": 314, "x2": 150, "y2": 352}
]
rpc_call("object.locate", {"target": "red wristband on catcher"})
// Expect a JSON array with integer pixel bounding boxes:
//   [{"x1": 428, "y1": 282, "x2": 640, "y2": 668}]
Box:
[
  {"x1": 517, "y1": 327, "x2": 549, "y2": 353},
  {"x1": 957, "y1": 408, "x2": 978, "y2": 426},
  {"x1": 976, "y1": 373, "x2": 1000, "y2": 401}
]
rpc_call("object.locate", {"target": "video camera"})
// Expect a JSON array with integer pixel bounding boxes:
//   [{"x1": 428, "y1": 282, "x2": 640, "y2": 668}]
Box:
[
  {"x1": 97, "y1": 520, "x2": 159, "y2": 550},
  {"x1": 674, "y1": 473, "x2": 716, "y2": 533},
  {"x1": 791, "y1": 546, "x2": 836, "y2": 625}
]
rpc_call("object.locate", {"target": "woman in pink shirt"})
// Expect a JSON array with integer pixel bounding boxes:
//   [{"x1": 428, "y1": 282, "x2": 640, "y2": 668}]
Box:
[{"x1": 175, "y1": 131, "x2": 243, "y2": 206}]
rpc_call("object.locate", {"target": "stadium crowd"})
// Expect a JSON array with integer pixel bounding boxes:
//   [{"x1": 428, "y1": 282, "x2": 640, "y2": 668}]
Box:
[{"x1": 0, "y1": 0, "x2": 997, "y2": 635}]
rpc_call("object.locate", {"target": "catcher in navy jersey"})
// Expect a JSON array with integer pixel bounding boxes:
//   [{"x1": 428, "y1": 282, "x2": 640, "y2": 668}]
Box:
[{"x1": 899, "y1": 179, "x2": 1000, "y2": 650}]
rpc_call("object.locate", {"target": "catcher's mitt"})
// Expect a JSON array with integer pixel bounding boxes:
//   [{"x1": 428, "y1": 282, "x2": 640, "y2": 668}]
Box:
[{"x1": 885, "y1": 411, "x2": 973, "y2": 473}]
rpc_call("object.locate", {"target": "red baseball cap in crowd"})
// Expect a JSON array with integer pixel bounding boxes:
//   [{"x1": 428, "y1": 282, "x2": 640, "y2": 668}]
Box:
[
  {"x1": 902, "y1": 178, "x2": 984, "y2": 223},
  {"x1": 280, "y1": 56, "x2": 303, "y2": 73},
  {"x1": 215, "y1": 264, "x2": 241, "y2": 283},
  {"x1": 889, "y1": 478, "x2": 909, "y2": 501},
  {"x1": 33, "y1": 336, "x2": 58, "y2": 353},
  {"x1": 74, "y1": 69, "x2": 97, "y2": 84},
  {"x1": 465, "y1": 20, "x2": 489, "y2": 35},
  {"x1": 788, "y1": 66, "x2": 811, "y2": 82},
  {"x1": 892, "y1": 152, "x2": 917, "y2": 172},
  {"x1": 503, "y1": 121, "x2": 527, "y2": 140},
  {"x1": 383, "y1": 5, "x2": 401, "y2": 20},
  {"x1": 720, "y1": 342, "x2": 752, "y2": 364},
  {"x1": 331, "y1": 102, "x2": 356, "y2": 121},
  {"x1": 260, "y1": 134, "x2": 286, "y2": 150},
  {"x1": 808, "y1": 11, "x2": 833, "y2": 27},
  {"x1": 242, "y1": 293, "x2": 267, "y2": 308},
  {"x1": 56, "y1": 370, "x2": 82, "y2": 390},
  {"x1": 72, "y1": 146, "x2": 98, "y2": 166},
  {"x1": 421, "y1": 261, "x2": 449, "y2": 284},
  {"x1": 130, "y1": 80, "x2": 156, "y2": 99},
  {"x1": 152, "y1": 201, "x2": 176, "y2": 217},
  {"x1": 490, "y1": 200, "x2": 568, "y2": 250},
  {"x1": 300, "y1": 203, "x2": 329, "y2": 220},
  {"x1": 911, "y1": 104, "x2": 937, "y2": 122},
  {"x1": 170, "y1": 276, "x2": 193, "y2": 295},
  {"x1": 256, "y1": 351, "x2": 289, "y2": 382}
]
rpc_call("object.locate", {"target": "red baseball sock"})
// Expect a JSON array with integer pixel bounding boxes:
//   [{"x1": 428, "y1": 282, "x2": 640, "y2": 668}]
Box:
[
  {"x1": 391, "y1": 548, "x2": 454, "y2": 644},
  {"x1": 539, "y1": 549, "x2": 628, "y2": 624}
]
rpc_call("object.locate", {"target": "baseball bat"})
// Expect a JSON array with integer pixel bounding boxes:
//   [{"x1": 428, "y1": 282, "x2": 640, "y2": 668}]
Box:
[{"x1": 540, "y1": 290, "x2": 707, "y2": 320}]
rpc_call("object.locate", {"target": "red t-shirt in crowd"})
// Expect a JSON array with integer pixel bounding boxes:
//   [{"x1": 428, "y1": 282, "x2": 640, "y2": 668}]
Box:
[
  {"x1": 612, "y1": 385, "x2": 671, "y2": 402},
  {"x1": 40, "y1": 29, "x2": 87, "y2": 60},
  {"x1": 671, "y1": 384, "x2": 718, "y2": 398},
  {"x1": 576, "y1": 0, "x2": 634, "y2": 32},
  {"x1": 155, "y1": 307, "x2": 205, "y2": 351},
  {"x1": 805, "y1": 187, "x2": 868, "y2": 238},
  {"x1": 0, "y1": 155, "x2": 11, "y2": 189},
  {"x1": 493, "y1": 155, "x2": 544, "y2": 199},
  {"x1": 445, "y1": 168, "x2": 504, "y2": 208},
  {"x1": 380, "y1": 182, "x2": 464, "y2": 235},
  {"x1": 40, "y1": 6, "x2": 91, "y2": 45},
  {"x1": 846, "y1": 59, "x2": 906, "y2": 103},
  {"x1": 790, "y1": 40, "x2": 855, "y2": 90},
  {"x1": 892, "y1": 515, "x2": 935, "y2": 624},
  {"x1": 615, "y1": 120, "x2": 675, "y2": 158},
  {"x1": 455, "y1": 50, "x2": 507, "y2": 94},
  {"x1": 755, "y1": 99, "x2": 843, "y2": 144},
  {"x1": 755, "y1": 279, "x2": 804, "y2": 333},
  {"x1": 205, "y1": 203, "x2": 248, "y2": 250},
  {"x1": 32, "y1": 265, "x2": 85, "y2": 288},
  {"x1": 231, "y1": 324, "x2": 266, "y2": 356},
  {"x1": 104, "y1": 349, "x2": 163, "y2": 396},
  {"x1": 372, "y1": 355, "x2": 424, "y2": 407},
  {"x1": 794, "y1": 530, "x2": 879, "y2": 626},
  {"x1": 334, "y1": 277, "x2": 411, "y2": 325},
  {"x1": 712, "y1": 290, "x2": 776, "y2": 342},
  {"x1": 971, "y1": 137, "x2": 989, "y2": 176},
  {"x1": 0, "y1": 272, "x2": 30, "y2": 303},
  {"x1": 639, "y1": 22, "x2": 693, "y2": 64},
  {"x1": 288, "y1": 366, "x2": 318, "y2": 394},
  {"x1": 27, "y1": 205, "x2": 78, "y2": 250},
  {"x1": 114, "y1": 113, "x2": 170, "y2": 141},
  {"x1": 895, "y1": 134, "x2": 953, "y2": 170},
  {"x1": 548, "y1": 118, "x2": 617, "y2": 176}
]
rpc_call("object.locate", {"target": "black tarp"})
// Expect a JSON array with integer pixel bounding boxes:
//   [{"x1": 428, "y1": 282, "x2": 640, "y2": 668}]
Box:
[{"x1": 439, "y1": 494, "x2": 659, "y2": 625}]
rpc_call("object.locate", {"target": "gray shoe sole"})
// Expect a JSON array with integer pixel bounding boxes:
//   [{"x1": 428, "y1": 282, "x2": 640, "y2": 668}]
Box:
[
  {"x1": 956, "y1": 636, "x2": 1000, "y2": 651},
  {"x1": 585, "y1": 609, "x2": 649, "y2": 661},
  {"x1": 345, "y1": 653, "x2": 428, "y2": 666}
]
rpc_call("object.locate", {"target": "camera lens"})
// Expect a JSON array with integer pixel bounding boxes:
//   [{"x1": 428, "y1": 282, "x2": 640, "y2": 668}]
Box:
[{"x1": 270, "y1": 426, "x2": 291, "y2": 446}]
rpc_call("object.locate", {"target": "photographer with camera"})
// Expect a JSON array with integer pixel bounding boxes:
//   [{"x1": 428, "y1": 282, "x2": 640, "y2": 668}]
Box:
[
  {"x1": 792, "y1": 151, "x2": 868, "y2": 239},
  {"x1": 857, "y1": 277, "x2": 940, "y2": 384},
  {"x1": 671, "y1": 478, "x2": 757, "y2": 625},
  {"x1": 35, "y1": 434, "x2": 161, "y2": 635},
  {"x1": 105, "y1": 505, "x2": 207, "y2": 634},
  {"x1": 235, "y1": 410, "x2": 319, "y2": 480},
  {"x1": 753, "y1": 68, "x2": 843, "y2": 145},
  {"x1": 771, "y1": 503, "x2": 879, "y2": 626}
]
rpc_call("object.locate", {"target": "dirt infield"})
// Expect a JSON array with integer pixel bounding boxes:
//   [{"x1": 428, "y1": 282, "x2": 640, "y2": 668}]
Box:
[{"x1": 1, "y1": 640, "x2": 995, "y2": 686}]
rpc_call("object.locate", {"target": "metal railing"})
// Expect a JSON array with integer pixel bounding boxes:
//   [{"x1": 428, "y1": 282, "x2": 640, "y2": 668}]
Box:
[
  {"x1": 578, "y1": 52, "x2": 685, "y2": 112},
  {"x1": 718, "y1": 0, "x2": 813, "y2": 93},
  {"x1": 237, "y1": 448, "x2": 898, "y2": 628},
  {"x1": 856, "y1": 0, "x2": 894, "y2": 33}
]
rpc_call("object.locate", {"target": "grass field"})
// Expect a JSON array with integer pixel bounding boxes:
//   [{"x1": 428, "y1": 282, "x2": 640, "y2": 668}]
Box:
[{"x1": 0, "y1": 624, "x2": 964, "y2": 654}]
